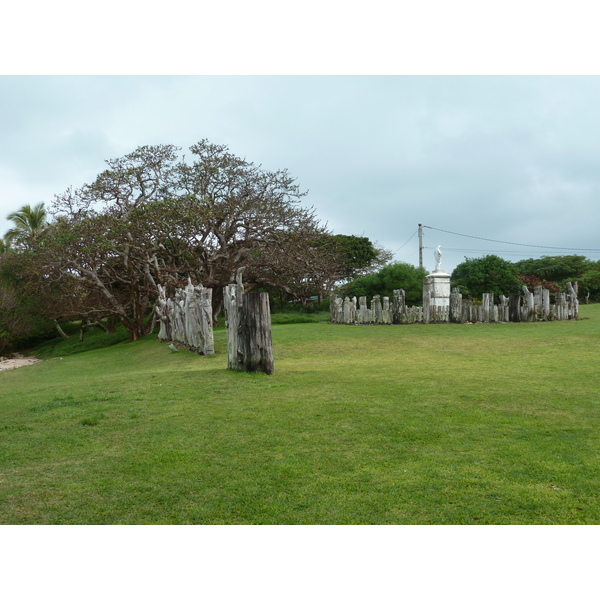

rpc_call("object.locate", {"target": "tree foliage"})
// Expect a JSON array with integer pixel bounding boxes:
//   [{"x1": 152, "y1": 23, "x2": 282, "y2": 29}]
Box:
[
  {"x1": 4, "y1": 202, "x2": 48, "y2": 249},
  {"x1": 451, "y1": 255, "x2": 521, "y2": 298},
  {"x1": 338, "y1": 262, "x2": 427, "y2": 305},
  {"x1": 514, "y1": 255, "x2": 593, "y2": 285},
  {"x1": 0, "y1": 251, "x2": 54, "y2": 354},
  {"x1": 4, "y1": 141, "x2": 364, "y2": 340}
]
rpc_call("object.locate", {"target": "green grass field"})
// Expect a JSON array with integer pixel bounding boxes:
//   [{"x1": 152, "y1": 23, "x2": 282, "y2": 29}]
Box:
[{"x1": 1, "y1": 306, "x2": 599, "y2": 524}]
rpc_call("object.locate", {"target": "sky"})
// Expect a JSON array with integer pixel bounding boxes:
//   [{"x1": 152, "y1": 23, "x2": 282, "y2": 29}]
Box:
[
  {"x1": 2, "y1": 75, "x2": 600, "y2": 275},
  {"x1": 2, "y1": 4, "x2": 598, "y2": 596}
]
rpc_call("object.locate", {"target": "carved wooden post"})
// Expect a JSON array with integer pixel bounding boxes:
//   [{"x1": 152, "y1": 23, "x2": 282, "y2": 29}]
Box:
[
  {"x1": 450, "y1": 287, "x2": 462, "y2": 323},
  {"x1": 372, "y1": 295, "x2": 382, "y2": 323},
  {"x1": 482, "y1": 293, "x2": 492, "y2": 323},
  {"x1": 240, "y1": 293, "x2": 275, "y2": 374},
  {"x1": 392, "y1": 289, "x2": 405, "y2": 324},
  {"x1": 224, "y1": 270, "x2": 244, "y2": 371},
  {"x1": 522, "y1": 286, "x2": 535, "y2": 321},
  {"x1": 567, "y1": 282, "x2": 579, "y2": 319},
  {"x1": 382, "y1": 297, "x2": 391, "y2": 324},
  {"x1": 509, "y1": 294, "x2": 521, "y2": 322},
  {"x1": 359, "y1": 296, "x2": 368, "y2": 324},
  {"x1": 542, "y1": 288, "x2": 550, "y2": 320},
  {"x1": 224, "y1": 269, "x2": 274, "y2": 374},
  {"x1": 343, "y1": 296, "x2": 352, "y2": 324},
  {"x1": 330, "y1": 294, "x2": 338, "y2": 323}
]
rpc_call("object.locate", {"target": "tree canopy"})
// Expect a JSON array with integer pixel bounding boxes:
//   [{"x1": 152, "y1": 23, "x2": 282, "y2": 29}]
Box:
[
  {"x1": 451, "y1": 255, "x2": 521, "y2": 298},
  {"x1": 338, "y1": 262, "x2": 427, "y2": 305},
  {"x1": 1, "y1": 140, "x2": 388, "y2": 343}
]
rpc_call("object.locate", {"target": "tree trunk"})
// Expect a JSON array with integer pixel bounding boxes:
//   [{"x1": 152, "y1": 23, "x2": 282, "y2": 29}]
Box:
[
  {"x1": 54, "y1": 320, "x2": 70, "y2": 340},
  {"x1": 106, "y1": 315, "x2": 117, "y2": 333}
]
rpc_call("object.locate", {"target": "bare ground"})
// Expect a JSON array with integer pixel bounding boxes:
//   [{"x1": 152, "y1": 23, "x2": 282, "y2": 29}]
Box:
[{"x1": 0, "y1": 355, "x2": 43, "y2": 371}]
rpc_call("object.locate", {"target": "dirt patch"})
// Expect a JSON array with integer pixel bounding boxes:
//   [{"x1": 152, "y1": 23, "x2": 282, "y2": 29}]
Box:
[{"x1": 0, "y1": 355, "x2": 43, "y2": 371}]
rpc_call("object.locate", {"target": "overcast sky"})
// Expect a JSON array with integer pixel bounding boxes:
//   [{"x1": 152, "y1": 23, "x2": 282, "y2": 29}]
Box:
[{"x1": 2, "y1": 75, "x2": 600, "y2": 274}]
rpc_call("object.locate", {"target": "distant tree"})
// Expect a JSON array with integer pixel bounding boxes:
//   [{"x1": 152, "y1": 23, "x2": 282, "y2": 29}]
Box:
[
  {"x1": 451, "y1": 255, "x2": 521, "y2": 298},
  {"x1": 326, "y1": 234, "x2": 392, "y2": 280},
  {"x1": 4, "y1": 202, "x2": 48, "y2": 249},
  {"x1": 338, "y1": 262, "x2": 427, "y2": 305},
  {"x1": 0, "y1": 238, "x2": 10, "y2": 254},
  {"x1": 578, "y1": 264, "x2": 600, "y2": 302},
  {"x1": 514, "y1": 255, "x2": 592, "y2": 285}
]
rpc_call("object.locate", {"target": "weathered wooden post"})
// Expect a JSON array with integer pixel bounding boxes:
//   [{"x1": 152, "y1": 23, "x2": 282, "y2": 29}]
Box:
[
  {"x1": 482, "y1": 293, "x2": 492, "y2": 323},
  {"x1": 372, "y1": 295, "x2": 382, "y2": 323},
  {"x1": 240, "y1": 293, "x2": 275, "y2": 374},
  {"x1": 382, "y1": 297, "x2": 391, "y2": 324},
  {"x1": 554, "y1": 292, "x2": 564, "y2": 320},
  {"x1": 522, "y1": 286, "x2": 535, "y2": 321},
  {"x1": 423, "y1": 287, "x2": 431, "y2": 324},
  {"x1": 567, "y1": 282, "x2": 579, "y2": 319},
  {"x1": 359, "y1": 296, "x2": 368, "y2": 324},
  {"x1": 499, "y1": 295, "x2": 509, "y2": 322},
  {"x1": 224, "y1": 269, "x2": 274, "y2": 374},
  {"x1": 392, "y1": 289, "x2": 406, "y2": 324},
  {"x1": 330, "y1": 294, "x2": 338, "y2": 323},
  {"x1": 509, "y1": 294, "x2": 521, "y2": 322},
  {"x1": 450, "y1": 287, "x2": 462, "y2": 323},
  {"x1": 542, "y1": 288, "x2": 550, "y2": 320}
]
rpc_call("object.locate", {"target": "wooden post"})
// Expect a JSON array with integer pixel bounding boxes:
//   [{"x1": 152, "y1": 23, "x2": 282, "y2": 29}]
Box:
[
  {"x1": 567, "y1": 282, "x2": 579, "y2": 319},
  {"x1": 372, "y1": 295, "x2": 382, "y2": 323},
  {"x1": 450, "y1": 287, "x2": 462, "y2": 323},
  {"x1": 330, "y1": 294, "x2": 338, "y2": 323},
  {"x1": 509, "y1": 294, "x2": 521, "y2": 322},
  {"x1": 224, "y1": 269, "x2": 274, "y2": 374},
  {"x1": 224, "y1": 268, "x2": 244, "y2": 371},
  {"x1": 382, "y1": 297, "x2": 391, "y2": 324},
  {"x1": 523, "y1": 286, "x2": 535, "y2": 321},
  {"x1": 393, "y1": 289, "x2": 406, "y2": 324},
  {"x1": 359, "y1": 296, "x2": 368, "y2": 324},
  {"x1": 240, "y1": 293, "x2": 275, "y2": 374}
]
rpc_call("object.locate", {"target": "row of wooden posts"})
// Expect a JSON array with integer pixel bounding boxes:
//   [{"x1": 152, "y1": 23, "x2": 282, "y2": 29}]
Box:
[
  {"x1": 156, "y1": 272, "x2": 275, "y2": 374},
  {"x1": 330, "y1": 283, "x2": 580, "y2": 325}
]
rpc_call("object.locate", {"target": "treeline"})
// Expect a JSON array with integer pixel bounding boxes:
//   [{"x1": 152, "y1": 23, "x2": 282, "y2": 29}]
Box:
[
  {"x1": 0, "y1": 141, "x2": 389, "y2": 354},
  {"x1": 450, "y1": 254, "x2": 600, "y2": 300}
]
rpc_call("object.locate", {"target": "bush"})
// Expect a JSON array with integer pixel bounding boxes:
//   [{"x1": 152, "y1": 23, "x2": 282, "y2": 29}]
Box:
[
  {"x1": 451, "y1": 255, "x2": 521, "y2": 298},
  {"x1": 337, "y1": 262, "x2": 427, "y2": 306}
]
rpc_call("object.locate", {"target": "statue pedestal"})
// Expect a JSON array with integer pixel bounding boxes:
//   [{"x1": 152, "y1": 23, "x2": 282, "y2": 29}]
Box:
[{"x1": 423, "y1": 269, "x2": 451, "y2": 308}]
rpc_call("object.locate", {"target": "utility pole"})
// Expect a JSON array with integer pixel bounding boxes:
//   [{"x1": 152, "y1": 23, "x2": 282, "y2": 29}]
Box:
[{"x1": 418, "y1": 223, "x2": 423, "y2": 269}]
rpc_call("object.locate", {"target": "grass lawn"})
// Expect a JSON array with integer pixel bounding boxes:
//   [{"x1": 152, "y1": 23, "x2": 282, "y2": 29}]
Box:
[{"x1": 1, "y1": 305, "x2": 599, "y2": 524}]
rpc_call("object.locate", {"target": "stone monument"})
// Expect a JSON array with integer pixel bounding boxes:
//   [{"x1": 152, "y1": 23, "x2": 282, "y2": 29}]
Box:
[{"x1": 423, "y1": 246, "x2": 451, "y2": 315}]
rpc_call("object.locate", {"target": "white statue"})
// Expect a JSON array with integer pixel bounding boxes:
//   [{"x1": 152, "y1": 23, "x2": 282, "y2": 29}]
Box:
[{"x1": 434, "y1": 245, "x2": 442, "y2": 271}]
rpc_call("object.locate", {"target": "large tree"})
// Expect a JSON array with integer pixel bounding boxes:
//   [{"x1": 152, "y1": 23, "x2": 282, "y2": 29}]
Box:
[
  {"x1": 47, "y1": 144, "x2": 180, "y2": 340},
  {"x1": 43, "y1": 141, "x2": 336, "y2": 338}
]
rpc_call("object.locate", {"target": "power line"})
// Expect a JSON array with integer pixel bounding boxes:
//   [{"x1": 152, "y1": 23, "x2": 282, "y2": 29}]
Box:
[
  {"x1": 422, "y1": 225, "x2": 600, "y2": 252},
  {"x1": 392, "y1": 229, "x2": 418, "y2": 254},
  {"x1": 424, "y1": 246, "x2": 600, "y2": 256}
]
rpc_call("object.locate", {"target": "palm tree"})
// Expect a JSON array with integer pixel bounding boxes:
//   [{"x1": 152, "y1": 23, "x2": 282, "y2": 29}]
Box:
[{"x1": 5, "y1": 202, "x2": 48, "y2": 248}]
